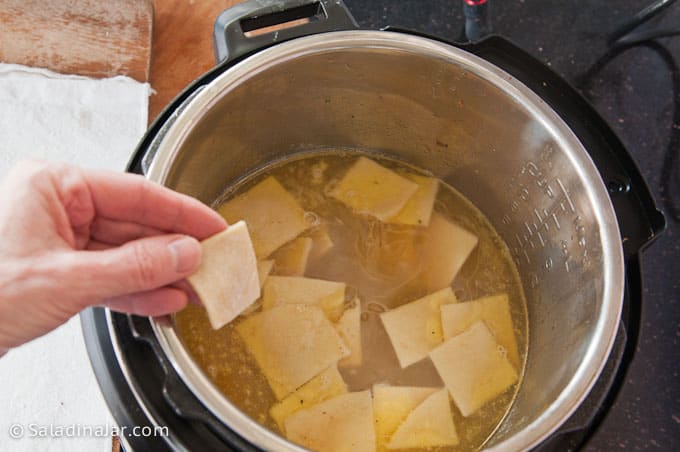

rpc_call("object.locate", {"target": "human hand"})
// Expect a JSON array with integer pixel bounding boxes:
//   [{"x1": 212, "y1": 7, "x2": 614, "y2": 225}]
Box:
[{"x1": 0, "y1": 160, "x2": 227, "y2": 355}]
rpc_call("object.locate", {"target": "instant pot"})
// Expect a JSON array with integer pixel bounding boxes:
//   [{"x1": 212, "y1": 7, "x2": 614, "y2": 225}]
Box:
[{"x1": 81, "y1": 1, "x2": 665, "y2": 450}]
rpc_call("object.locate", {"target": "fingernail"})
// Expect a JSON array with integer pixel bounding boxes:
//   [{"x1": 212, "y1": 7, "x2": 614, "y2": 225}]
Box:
[{"x1": 168, "y1": 236, "x2": 201, "y2": 273}]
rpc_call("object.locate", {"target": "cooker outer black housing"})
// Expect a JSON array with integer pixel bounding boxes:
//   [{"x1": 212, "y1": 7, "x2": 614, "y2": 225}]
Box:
[{"x1": 81, "y1": 1, "x2": 665, "y2": 450}]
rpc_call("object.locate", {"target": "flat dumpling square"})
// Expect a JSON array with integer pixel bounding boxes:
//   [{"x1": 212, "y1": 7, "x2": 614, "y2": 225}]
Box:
[
  {"x1": 372, "y1": 385, "x2": 438, "y2": 451},
  {"x1": 419, "y1": 212, "x2": 478, "y2": 292},
  {"x1": 440, "y1": 293, "x2": 520, "y2": 369},
  {"x1": 262, "y1": 276, "x2": 346, "y2": 322},
  {"x1": 270, "y1": 365, "x2": 347, "y2": 431},
  {"x1": 330, "y1": 156, "x2": 419, "y2": 221},
  {"x1": 218, "y1": 176, "x2": 310, "y2": 259},
  {"x1": 235, "y1": 305, "x2": 349, "y2": 400},
  {"x1": 285, "y1": 391, "x2": 376, "y2": 452},
  {"x1": 187, "y1": 221, "x2": 260, "y2": 330},
  {"x1": 429, "y1": 321, "x2": 518, "y2": 417},
  {"x1": 379, "y1": 287, "x2": 458, "y2": 368},
  {"x1": 387, "y1": 388, "x2": 459, "y2": 449},
  {"x1": 388, "y1": 173, "x2": 439, "y2": 226}
]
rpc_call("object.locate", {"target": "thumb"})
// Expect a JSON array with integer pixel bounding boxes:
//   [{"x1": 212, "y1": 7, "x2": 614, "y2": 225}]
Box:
[{"x1": 73, "y1": 234, "x2": 202, "y2": 301}]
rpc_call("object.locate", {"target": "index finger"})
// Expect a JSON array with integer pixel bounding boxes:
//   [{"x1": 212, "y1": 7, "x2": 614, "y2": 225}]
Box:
[{"x1": 84, "y1": 170, "x2": 227, "y2": 239}]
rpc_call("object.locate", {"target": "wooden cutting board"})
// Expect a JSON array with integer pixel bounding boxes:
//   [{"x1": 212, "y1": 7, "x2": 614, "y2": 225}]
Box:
[
  {"x1": 0, "y1": 0, "x2": 258, "y2": 122},
  {"x1": 0, "y1": 0, "x2": 246, "y2": 121},
  {"x1": 150, "y1": 0, "x2": 312, "y2": 121},
  {"x1": 150, "y1": 0, "x2": 240, "y2": 120},
  {"x1": 0, "y1": 0, "x2": 153, "y2": 82}
]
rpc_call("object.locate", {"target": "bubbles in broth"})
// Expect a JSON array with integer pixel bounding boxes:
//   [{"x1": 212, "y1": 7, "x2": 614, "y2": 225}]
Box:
[{"x1": 175, "y1": 151, "x2": 528, "y2": 451}]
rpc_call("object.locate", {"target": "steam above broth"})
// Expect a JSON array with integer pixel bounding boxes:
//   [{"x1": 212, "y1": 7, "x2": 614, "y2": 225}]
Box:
[{"x1": 176, "y1": 152, "x2": 528, "y2": 451}]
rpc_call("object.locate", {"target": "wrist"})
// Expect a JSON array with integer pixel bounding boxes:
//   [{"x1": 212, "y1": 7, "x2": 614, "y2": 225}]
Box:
[
  {"x1": 0, "y1": 260, "x2": 32, "y2": 351},
  {"x1": 0, "y1": 256, "x2": 75, "y2": 352}
]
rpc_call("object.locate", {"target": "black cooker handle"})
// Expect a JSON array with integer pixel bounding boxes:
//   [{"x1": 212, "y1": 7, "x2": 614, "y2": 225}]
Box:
[
  {"x1": 213, "y1": 0, "x2": 358, "y2": 64},
  {"x1": 127, "y1": 316, "x2": 214, "y2": 422},
  {"x1": 460, "y1": 36, "x2": 667, "y2": 256},
  {"x1": 437, "y1": 34, "x2": 666, "y2": 447},
  {"x1": 435, "y1": 33, "x2": 664, "y2": 449},
  {"x1": 127, "y1": 316, "x2": 255, "y2": 450}
]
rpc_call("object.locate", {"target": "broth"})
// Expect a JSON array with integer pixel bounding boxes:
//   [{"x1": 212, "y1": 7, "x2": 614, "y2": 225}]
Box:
[{"x1": 175, "y1": 150, "x2": 528, "y2": 451}]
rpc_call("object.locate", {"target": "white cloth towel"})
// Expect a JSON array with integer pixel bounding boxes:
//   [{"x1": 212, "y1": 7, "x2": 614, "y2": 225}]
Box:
[{"x1": 0, "y1": 63, "x2": 151, "y2": 451}]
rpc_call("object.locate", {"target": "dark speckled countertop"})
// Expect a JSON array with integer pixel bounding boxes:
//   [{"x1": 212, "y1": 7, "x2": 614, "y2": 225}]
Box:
[{"x1": 343, "y1": 0, "x2": 679, "y2": 449}]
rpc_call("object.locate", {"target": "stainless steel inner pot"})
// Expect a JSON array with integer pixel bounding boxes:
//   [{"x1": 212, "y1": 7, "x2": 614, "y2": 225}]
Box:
[{"x1": 142, "y1": 31, "x2": 624, "y2": 451}]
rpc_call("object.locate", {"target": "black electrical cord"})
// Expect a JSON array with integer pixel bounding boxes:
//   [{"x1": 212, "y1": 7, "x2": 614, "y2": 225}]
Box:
[
  {"x1": 614, "y1": 28, "x2": 680, "y2": 46},
  {"x1": 571, "y1": 7, "x2": 680, "y2": 447},
  {"x1": 578, "y1": 0, "x2": 680, "y2": 222},
  {"x1": 572, "y1": 3, "x2": 679, "y2": 448},
  {"x1": 608, "y1": 0, "x2": 677, "y2": 45}
]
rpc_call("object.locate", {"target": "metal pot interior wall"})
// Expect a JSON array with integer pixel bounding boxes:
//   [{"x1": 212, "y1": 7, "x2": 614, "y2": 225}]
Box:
[{"x1": 152, "y1": 33, "x2": 623, "y2": 450}]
